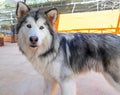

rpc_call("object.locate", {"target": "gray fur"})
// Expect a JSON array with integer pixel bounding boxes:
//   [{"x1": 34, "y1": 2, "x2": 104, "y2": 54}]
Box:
[{"x1": 16, "y1": 2, "x2": 120, "y2": 95}]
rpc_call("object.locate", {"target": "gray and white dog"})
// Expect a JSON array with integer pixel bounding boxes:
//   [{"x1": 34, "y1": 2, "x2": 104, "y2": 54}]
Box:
[{"x1": 16, "y1": 2, "x2": 120, "y2": 95}]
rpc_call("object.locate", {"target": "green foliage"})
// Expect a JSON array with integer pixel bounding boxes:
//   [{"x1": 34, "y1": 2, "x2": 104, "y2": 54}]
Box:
[
  {"x1": 4, "y1": 2, "x2": 10, "y2": 8},
  {"x1": 28, "y1": 1, "x2": 38, "y2": 6}
]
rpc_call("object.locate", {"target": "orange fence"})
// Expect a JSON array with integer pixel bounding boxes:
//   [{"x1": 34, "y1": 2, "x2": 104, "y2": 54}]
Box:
[
  {"x1": 56, "y1": 9, "x2": 120, "y2": 34},
  {"x1": 2, "y1": 10, "x2": 120, "y2": 43},
  {"x1": 3, "y1": 36, "x2": 17, "y2": 42}
]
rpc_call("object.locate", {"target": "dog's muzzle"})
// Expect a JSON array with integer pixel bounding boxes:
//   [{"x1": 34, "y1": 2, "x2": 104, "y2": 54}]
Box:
[{"x1": 29, "y1": 36, "x2": 38, "y2": 47}]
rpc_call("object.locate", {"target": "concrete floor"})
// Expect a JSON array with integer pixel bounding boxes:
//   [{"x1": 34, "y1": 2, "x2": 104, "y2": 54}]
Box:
[{"x1": 0, "y1": 42, "x2": 120, "y2": 95}]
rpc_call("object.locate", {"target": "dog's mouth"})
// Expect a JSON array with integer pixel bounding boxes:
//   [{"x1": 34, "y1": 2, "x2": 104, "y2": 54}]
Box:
[{"x1": 30, "y1": 44, "x2": 38, "y2": 48}]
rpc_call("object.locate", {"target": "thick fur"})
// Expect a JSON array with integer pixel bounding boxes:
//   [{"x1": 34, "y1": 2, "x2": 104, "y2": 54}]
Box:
[{"x1": 16, "y1": 2, "x2": 120, "y2": 95}]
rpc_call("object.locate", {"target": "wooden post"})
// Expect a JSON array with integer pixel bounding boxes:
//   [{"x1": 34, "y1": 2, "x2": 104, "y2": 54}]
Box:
[{"x1": 116, "y1": 13, "x2": 120, "y2": 34}]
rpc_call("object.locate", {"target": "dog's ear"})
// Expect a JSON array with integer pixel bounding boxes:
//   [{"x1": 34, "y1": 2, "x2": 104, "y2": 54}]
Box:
[
  {"x1": 45, "y1": 8, "x2": 58, "y2": 25},
  {"x1": 16, "y1": 2, "x2": 30, "y2": 20}
]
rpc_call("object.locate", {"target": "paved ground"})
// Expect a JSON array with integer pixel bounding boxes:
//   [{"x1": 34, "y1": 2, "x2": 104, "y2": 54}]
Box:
[{"x1": 0, "y1": 42, "x2": 120, "y2": 95}]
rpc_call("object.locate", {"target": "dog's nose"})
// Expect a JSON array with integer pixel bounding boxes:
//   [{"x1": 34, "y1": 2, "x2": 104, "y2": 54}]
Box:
[{"x1": 29, "y1": 36, "x2": 38, "y2": 44}]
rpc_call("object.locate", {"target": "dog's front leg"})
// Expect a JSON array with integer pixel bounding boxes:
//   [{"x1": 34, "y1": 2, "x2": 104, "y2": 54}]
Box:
[
  {"x1": 60, "y1": 79, "x2": 76, "y2": 95},
  {"x1": 44, "y1": 79, "x2": 58, "y2": 95}
]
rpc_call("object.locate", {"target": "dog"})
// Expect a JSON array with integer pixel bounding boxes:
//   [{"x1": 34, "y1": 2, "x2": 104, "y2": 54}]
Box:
[{"x1": 16, "y1": 2, "x2": 120, "y2": 95}]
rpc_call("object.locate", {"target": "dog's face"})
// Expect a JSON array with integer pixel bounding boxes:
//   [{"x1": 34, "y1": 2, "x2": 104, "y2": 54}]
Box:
[{"x1": 16, "y1": 2, "x2": 58, "y2": 48}]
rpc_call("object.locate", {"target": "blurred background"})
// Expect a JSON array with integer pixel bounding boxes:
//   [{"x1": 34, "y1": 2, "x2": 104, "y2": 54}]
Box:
[
  {"x1": 0, "y1": 0, "x2": 120, "y2": 45},
  {"x1": 0, "y1": 1, "x2": 120, "y2": 95}
]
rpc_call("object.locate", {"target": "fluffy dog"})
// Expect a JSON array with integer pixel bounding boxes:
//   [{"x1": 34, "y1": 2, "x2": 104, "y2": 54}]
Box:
[{"x1": 16, "y1": 2, "x2": 120, "y2": 95}]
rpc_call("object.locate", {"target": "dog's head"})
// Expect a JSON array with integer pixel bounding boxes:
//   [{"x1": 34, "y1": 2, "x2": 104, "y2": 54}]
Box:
[{"x1": 16, "y1": 2, "x2": 58, "y2": 48}]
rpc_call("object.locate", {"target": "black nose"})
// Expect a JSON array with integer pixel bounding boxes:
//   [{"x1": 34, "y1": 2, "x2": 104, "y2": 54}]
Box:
[{"x1": 29, "y1": 36, "x2": 38, "y2": 44}]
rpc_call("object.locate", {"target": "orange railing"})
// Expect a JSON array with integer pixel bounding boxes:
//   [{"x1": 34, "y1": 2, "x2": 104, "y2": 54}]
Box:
[
  {"x1": 2, "y1": 10, "x2": 120, "y2": 42},
  {"x1": 58, "y1": 28, "x2": 119, "y2": 34},
  {"x1": 56, "y1": 10, "x2": 120, "y2": 34},
  {"x1": 3, "y1": 36, "x2": 17, "y2": 42}
]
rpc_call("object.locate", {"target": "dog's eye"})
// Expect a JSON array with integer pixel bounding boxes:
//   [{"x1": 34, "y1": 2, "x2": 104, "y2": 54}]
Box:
[
  {"x1": 27, "y1": 24, "x2": 32, "y2": 28},
  {"x1": 39, "y1": 26, "x2": 44, "y2": 30}
]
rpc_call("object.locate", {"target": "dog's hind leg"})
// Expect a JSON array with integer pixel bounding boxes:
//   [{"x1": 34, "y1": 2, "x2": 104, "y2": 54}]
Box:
[
  {"x1": 103, "y1": 72, "x2": 120, "y2": 91},
  {"x1": 102, "y1": 59, "x2": 120, "y2": 92}
]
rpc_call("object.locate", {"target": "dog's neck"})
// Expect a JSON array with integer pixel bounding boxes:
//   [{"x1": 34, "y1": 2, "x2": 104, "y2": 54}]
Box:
[{"x1": 38, "y1": 34, "x2": 60, "y2": 59}]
